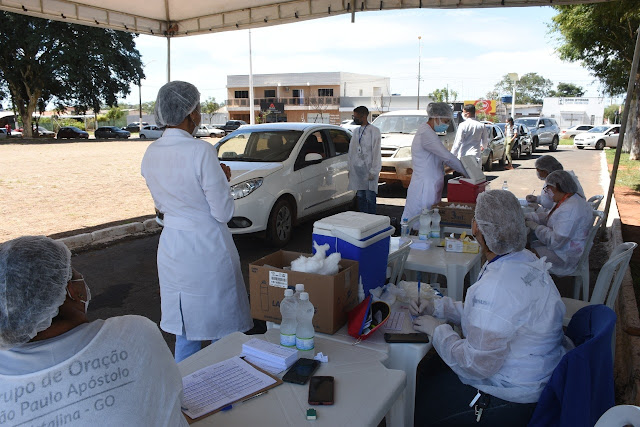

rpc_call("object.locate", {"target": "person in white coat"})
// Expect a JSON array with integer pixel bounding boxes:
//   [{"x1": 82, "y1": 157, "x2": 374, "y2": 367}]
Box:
[
  {"x1": 401, "y1": 102, "x2": 468, "y2": 222},
  {"x1": 525, "y1": 170, "x2": 593, "y2": 276},
  {"x1": 347, "y1": 105, "x2": 382, "y2": 214},
  {"x1": 410, "y1": 191, "x2": 566, "y2": 425},
  {"x1": 141, "y1": 81, "x2": 252, "y2": 362},
  {"x1": 0, "y1": 236, "x2": 188, "y2": 426},
  {"x1": 525, "y1": 155, "x2": 585, "y2": 211},
  {"x1": 450, "y1": 104, "x2": 488, "y2": 165}
]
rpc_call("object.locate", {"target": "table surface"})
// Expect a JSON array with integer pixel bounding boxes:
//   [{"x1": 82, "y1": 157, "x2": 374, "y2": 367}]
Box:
[
  {"x1": 178, "y1": 332, "x2": 406, "y2": 427},
  {"x1": 403, "y1": 236, "x2": 482, "y2": 275}
]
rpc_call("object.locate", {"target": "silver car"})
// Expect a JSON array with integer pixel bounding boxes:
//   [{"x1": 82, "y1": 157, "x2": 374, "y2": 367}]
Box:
[{"x1": 514, "y1": 117, "x2": 560, "y2": 151}]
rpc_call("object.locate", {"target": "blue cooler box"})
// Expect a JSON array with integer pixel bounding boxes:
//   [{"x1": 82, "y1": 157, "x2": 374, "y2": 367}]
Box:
[{"x1": 313, "y1": 212, "x2": 394, "y2": 295}]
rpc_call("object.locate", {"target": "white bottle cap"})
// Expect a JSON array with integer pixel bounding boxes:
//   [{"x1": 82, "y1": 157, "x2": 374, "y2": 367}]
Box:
[
  {"x1": 433, "y1": 208, "x2": 439, "y2": 213},
  {"x1": 295, "y1": 284, "x2": 305, "y2": 292},
  {"x1": 300, "y1": 292, "x2": 309, "y2": 301},
  {"x1": 284, "y1": 289, "x2": 294, "y2": 297}
]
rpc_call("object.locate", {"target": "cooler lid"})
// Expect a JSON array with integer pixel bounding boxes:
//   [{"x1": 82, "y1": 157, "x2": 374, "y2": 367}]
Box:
[
  {"x1": 313, "y1": 211, "x2": 390, "y2": 240},
  {"x1": 460, "y1": 155, "x2": 485, "y2": 185}
]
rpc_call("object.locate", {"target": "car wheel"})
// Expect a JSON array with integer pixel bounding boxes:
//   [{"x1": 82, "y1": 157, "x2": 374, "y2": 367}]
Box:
[
  {"x1": 483, "y1": 152, "x2": 493, "y2": 172},
  {"x1": 576, "y1": 146, "x2": 584, "y2": 150},
  {"x1": 140, "y1": 134, "x2": 146, "y2": 139},
  {"x1": 596, "y1": 140, "x2": 605, "y2": 150},
  {"x1": 267, "y1": 198, "x2": 293, "y2": 247},
  {"x1": 513, "y1": 146, "x2": 521, "y2": 160},
  {"x1": 549, "y1": 136, "x2": 559, "y2": 152},
  {"x1": 498, "y1": 148, "x2": 506, "y2": 167}
]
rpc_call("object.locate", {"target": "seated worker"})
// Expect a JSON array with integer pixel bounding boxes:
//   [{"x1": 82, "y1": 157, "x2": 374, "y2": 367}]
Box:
[
  {"x1": 410, "y1": 190, "x2": 566, "y2": 426},
  {"x1": 524, "y1": 170, "x2": 593, "y2": 276},
  {"x1": 0, "y1": 236, "x2": 188, "y2": 426},
  {"x1": 525, "y1": 155, "x2": 585, "y2": 211}
]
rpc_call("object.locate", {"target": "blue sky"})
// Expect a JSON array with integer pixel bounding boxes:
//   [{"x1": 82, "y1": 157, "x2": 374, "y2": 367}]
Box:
[{"x1": 123, "y1": 6, "x2": 607, "y2": 105}]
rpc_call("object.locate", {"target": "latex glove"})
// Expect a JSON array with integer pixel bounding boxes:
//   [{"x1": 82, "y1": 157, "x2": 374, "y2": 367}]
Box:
[
  {"x1": 525, "y1": 219, "x2": 539, "y2": 231},
  {"x1": 526, "y1": 194, "x2": 538, "y2": 203},
  {"x1": 368, "y1": 173, "x2": 375, "y2": 181},
  {"x1": 413, "y1": 315, "x2": 445, "y2": 337},
  {"x1": 409, "y1": 298, "x2": 435, "y2": 316}
]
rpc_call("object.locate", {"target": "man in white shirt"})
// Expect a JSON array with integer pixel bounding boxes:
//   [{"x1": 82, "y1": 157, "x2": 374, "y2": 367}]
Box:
[{"x1": 451, "y1": 104, "x2": 488, "y2": 165}]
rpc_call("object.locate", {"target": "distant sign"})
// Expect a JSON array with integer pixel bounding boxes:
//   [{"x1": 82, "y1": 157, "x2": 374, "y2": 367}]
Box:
[
  {"x1": 464, "y1": 99, "x2": 496, "y2": 114},
  {"x1": 260, "y1": 101, "x2": 284, "y2": 114}
]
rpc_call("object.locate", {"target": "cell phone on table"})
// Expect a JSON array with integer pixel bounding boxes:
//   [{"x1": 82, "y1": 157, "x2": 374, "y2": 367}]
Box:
[
  {"x1": 384, "y1": 333, "x2": 430, "y2": 343},
  {"x1": 308, "y1": 376, "x2": 335, "y2": 405},
  {"x1": 282, "y1": 358, "x2": 320, "y2": 385}
]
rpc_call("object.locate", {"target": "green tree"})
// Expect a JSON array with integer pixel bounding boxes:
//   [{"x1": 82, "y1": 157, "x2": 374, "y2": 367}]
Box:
[
  {"x1": 550, "y1": 1, "x2": 640, "y2": 159},
  {"x1": 549, "y1": 82, "x2": 585, "y2": 97},
  {"x1": 201, "y1": 97, "x2": 221, "y2": 123},
  {"x1": 0, "y1": 11, "x2": 143, "y2": 137},
  {"x1": 604, "y1": 104, "x2": 623, "y2": 124},
  {"x1": 141, "y1": 101, "x2": 156, "y2": 114},
  {"x1": 429, "y1": 87, "x2": 458, "y2": 103},
  {"x1": 105, "y1": 106, "x2": 124, "y2": 126},
  {"x1": 492, "y1": 73, "x2": 553, "y2": 104}
]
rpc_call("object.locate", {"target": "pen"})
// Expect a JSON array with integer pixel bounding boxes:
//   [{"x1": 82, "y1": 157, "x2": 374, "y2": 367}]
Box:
[
  {"x1": 242, "y1": 390, "x2": 269, "y2": 403},
  {"x1": 417, "y1": 272, "x2": 422, "y2": 305}
]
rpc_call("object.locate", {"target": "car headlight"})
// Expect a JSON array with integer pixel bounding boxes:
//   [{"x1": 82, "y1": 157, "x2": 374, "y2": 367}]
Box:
[
  {"x1": 395, "y1": 147, "x2": 411, "y2": 158},
  {"x1": 230, "y1": 178, "x2": 263, "y2": 199},
  {"x1": 586, "y1": 135, "x2": 596, "y2": 139}
]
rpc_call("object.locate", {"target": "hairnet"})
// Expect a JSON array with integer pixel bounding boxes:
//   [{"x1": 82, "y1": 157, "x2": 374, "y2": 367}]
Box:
[
  {"x1": 534, "y1": 155, "x2": 563, "y2": 173},
  {"x1": 474, "y1": 190, "x2": 527, "y2": 255},
  {"x1": 427, "y1": 102, "x2": 454, "y2": 120},
  {"x1": 546, "y1": 170, "x2": 578, "y2": 194},
  {"x1": 154, "y1": 81, "x2": 201, "y2": 128},
  {"x1": 0, "y1": 236, "x2": 71, "y2": 349}
]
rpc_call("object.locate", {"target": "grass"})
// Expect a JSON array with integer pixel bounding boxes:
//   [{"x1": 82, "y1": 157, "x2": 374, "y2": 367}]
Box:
[
  {"x1": 560, "y1": 138, "x2": 574, "y2": 145},
  {"x1": 605, "y1": 149, "x2": 640, "y2": 192}
]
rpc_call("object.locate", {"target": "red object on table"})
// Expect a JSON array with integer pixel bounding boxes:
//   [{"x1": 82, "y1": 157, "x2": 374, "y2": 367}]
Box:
[{"x1": 447, "y1": 178, "x2": 488, "y2": 203}]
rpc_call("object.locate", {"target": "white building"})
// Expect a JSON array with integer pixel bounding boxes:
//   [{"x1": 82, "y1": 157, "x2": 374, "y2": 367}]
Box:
[{"x1": 542, "y1": 97, "x2": 606, "y2": 127}]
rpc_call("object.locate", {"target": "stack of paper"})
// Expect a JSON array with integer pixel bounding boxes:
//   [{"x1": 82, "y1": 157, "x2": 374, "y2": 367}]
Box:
[{"x1": 241, "y1": 338, "x2": 299, "y2": 374}]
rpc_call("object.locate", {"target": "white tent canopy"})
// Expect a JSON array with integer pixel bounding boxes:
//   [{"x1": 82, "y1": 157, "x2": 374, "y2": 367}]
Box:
[{"x1": 0, "y1": 0, "x2": 614, "y2": 37}]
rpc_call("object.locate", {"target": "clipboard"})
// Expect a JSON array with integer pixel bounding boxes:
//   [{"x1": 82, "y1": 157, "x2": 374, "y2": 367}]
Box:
[{"x1": 184, "y1": 357, "x2": 283, "y2": 424}]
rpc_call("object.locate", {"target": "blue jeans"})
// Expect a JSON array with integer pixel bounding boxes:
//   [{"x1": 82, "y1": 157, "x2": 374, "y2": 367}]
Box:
[{"x1": 356, "y1": 190, "x2": 377, "y2": 214}]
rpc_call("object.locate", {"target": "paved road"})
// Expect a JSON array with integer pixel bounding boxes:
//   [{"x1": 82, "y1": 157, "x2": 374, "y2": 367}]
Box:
[{"x1": 73, "y1": 145, "x2": 608, "y2": 349}]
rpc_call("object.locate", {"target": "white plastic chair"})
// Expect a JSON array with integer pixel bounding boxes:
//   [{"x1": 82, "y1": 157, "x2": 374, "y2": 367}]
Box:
[
  {"x1": 588, "y1": 195, "x2": 604, "y2": 210},
  {"x1": 595, "y1": 405, "x2": 640, "y2": 426},
  {"x1": 387, "y1": 239, "x2": 412, "y2": 285},
  {"x1": 562, "y1": 242, "x2": 637, "y2": 327},
  {"x1": 562, "y1": 210, "x2": 604, "y2": 300}
]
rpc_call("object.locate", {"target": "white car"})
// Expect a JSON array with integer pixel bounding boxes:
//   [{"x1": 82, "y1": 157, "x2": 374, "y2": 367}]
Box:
[
  {"x1": 35, "y1": 126, "x2": 55, "y2": 137},
  {"x1": 340, "y1": 119, "x2": 360, "y2": 132},
  {"x1": 560, "y1": 124, "x2": 593, "y2": 139},
  {"x1": 139, "y1": 125, "x2": 164, "y2": 139},
  {"x1": 574, "y1": 124, "x2": 620, "y2": 150},
  {"x1": 215, "y1": 123, "x2": 355, "y2": 246},
  {"x1": 195, "y1": 124, "x2": 225, "y2": 138}
]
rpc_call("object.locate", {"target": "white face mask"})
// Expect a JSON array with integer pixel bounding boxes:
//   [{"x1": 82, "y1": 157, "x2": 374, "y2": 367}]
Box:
[
  {"x1": 68, "y1": 282, "x2": 91, "y2": 313},
  {"x1": 540, "y1": 191, "x2": 555, "y2": 209},
  {"x1": 536, "y1": 170, "x2": 544, "y2": 180}
]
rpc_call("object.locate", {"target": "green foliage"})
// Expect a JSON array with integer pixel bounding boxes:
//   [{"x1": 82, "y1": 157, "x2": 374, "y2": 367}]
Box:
[
  {"x1": 141, "y1": 101, "x2": 155, "y2": 114},
  {"x1": 604, "y1": 104, "x2": 623, "y2": 124},
  {"x1": 429, "y1": 87, "x2": 458, "y2": 103},
  {"x1": 476, "y1": 112, "x2": 498, "y2": 123},
  {"x1": 201, "y1": 97, "x2": 221, "y2": 120},
  {"x1": 549, "y1": 82, "x2": 585, "y2": 97},
  {"x1": 105, "y1": 107, "x2": 124, "y2": 125},
  {"x1": 56, "y1": 118, "x2": 86, "y2": 131},
  {"x1": 492, "y1": 73, "x2": 553, "y2": 104}
]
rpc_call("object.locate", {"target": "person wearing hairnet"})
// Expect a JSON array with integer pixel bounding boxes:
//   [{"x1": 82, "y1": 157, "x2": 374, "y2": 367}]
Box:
[
  {"x1": 525, "y1": 155, "x2": 585, "y2": 211},
  {"x1": 141, "y1": 81, "x2": 252, "y2": 362},
  {"x1": 401, "y1": 102, "x2": 468, "y2": 222},
  {"x1": 0, "y1": 236, "x2": 188, "y2": 426},
  {"x1": 410, "y1": 191, "x2": 565, "y2": 425},
  {"x1": 524, "y1": 170, "x2": 593, "y2": 276},
  {"x1": 450, "y1": 104, "x2": 488, "y2": 165}
]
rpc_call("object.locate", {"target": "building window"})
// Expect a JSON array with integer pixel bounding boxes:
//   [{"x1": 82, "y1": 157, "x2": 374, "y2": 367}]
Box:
[
  {"x1": 292, "y1": 89, "x2": 301, "y2": 97},
  {"x1": 235, "y1": 90, "x2": 249, "y2": 99},
  {"x1": 318, "y1": 88, "x2": 334, "y2": 97},
  {"x1": 264, "y1": 89, "x2": 276, "y2": 98}
]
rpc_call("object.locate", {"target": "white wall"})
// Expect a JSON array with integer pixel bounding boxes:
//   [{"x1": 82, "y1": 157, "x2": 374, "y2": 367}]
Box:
[{"x1": 542, "y1": 97, "x2": 606, "y2": 127}]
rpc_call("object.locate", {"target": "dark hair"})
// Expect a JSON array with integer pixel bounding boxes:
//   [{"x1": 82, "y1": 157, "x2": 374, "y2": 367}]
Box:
[
  {"x1": 354, "y1": 106, "x2": 369, "y2": 116},
  {"x1": 463, "y1": 104, "x2": 476, "y2": 116},
  {"x1": 507, "y1": 117, "x2": 514, "y2": 124}
]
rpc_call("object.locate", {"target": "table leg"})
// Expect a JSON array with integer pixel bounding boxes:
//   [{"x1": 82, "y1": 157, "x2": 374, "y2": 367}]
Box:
[{"x1": 445, "y1": 267, "x2": 463, "y2": 301}]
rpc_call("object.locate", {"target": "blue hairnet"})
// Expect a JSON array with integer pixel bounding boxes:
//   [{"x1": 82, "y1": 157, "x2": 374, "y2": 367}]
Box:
[
  {"x1": 154, "y1": 81, "x2": 200, "y2": 128},
  {"x1": 535, "y1": 155, "x2": 563, "y2": 173},
  {"x1": 0, "y1": 236, "x2": 71, "y2": 349},
  {"x1": 427, "y1": 102, "x2": 454, "y2": 120},
  {"x1": 546, "y1": 170, "x2": 578, "y2": 194},
  {"x1": 474, "y1": 190, "x2": 527, "y2": 255}
]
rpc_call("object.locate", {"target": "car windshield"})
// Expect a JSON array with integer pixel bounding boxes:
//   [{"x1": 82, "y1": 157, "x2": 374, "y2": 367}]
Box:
[
  {"x1": 217, "y1": 130, "x2": 302, "y2": 162},
  {"x1": 372, "y1": 115, "x2": 427, "y2": 134},
  {"x1": 588, "y1": 126, "x2": 609, "y2": 133},
  {"x1": 516, "y1": 118, "x2": 538, "y2": 127}
]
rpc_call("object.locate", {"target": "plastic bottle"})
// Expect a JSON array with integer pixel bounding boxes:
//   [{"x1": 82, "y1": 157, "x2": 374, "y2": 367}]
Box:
[
  {"x1": 419, "y1": 208, "x2": 432, "y2": 241},
  {"x1": 430, "y1": 208, "x2": 441, "y2": 239},
  {"x1": 279, "y1": 289, "x2": 297, "y2": 347},
  {"x1": 357, "y1": 277, "x2": 365, "y2": 303},
  {"x1": 502, "y1": 180, "x2": 509, "y2": 191},
  {"x1": 296, "y1": 292, "x2": 315, "y2": 351},
  {"x1": 294, "y1": 283, "x2": 305, "y2": 303},
  {"x1": 400, "y1": 217, "x2": 409, "y2": 239}
]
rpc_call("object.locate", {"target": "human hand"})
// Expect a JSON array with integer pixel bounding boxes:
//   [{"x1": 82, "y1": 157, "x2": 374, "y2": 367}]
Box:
[
  {"x1": 412, "y1": 315, "x2": 445, "y2": 337},
  {"x1": 526, "y1": 195, "x2": 538, "y2": 203},
  {"x1": 220, "y1": 163, "x2": 231, "y2": 182},
  {"x1": 409, "y1": 298, "x2": 435, "y2": 316},
  {"x1": 525, "y1": 219, "x2": 539, "y2": 231}
]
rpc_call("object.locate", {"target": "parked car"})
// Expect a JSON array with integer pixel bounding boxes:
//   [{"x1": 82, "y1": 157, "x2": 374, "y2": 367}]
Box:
[
  {"x1": 57, "y1": 126, "x2": 89, "y2": 139},
  {"x1": 374, "y1": 110, "x2": 457, "y2": 188},
  {"x1": 496, "y1": 122, "x2": 533, "y2": 160},
  {"x1": 195, "y1": 124, "x2": 225, "y2": 138},
  {"x1": 10, "y1": 129, "x2": 23, "y2": 138},
  {"x1": 95, "y1": 126, "x2": 130, "y2": 139},
  {"x1": 122, "y1": 122, "x2": 149, "y2": 132},
  {"x1": 560, "y1": 124, "x2": 593, "y2": 139},
  {"x1": 340, "y1": 119, "x2": 360, "y2": 132},
  {"x1": 139, "y1": 125, "x2": 164, "y2": 139},
  {"x1": 480, "y1": 123, "x2": 507, "y2": 172},
  {"x1": 514, "y1": 117, "x2": 560, "y2": 151},
  {"x1": 221, "y1": 120, "x2": 248, "y2": 135},
  {"x1": 574, "y1": 124, "x2": 621, "y2": 150},
  {"x1": 215, "y1": 123, "x2": 355, "y2": 246},
  {"x1": 34, "y1": 126, "x2": 55, "y2": 137},
  {"x1": 0, "y1": 128, "x2": 7, "y2": 139}
]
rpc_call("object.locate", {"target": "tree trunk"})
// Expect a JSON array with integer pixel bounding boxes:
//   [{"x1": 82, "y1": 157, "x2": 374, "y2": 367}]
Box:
[{"x1": 630, "y1": 78, "x2": 640, "y2": 160}]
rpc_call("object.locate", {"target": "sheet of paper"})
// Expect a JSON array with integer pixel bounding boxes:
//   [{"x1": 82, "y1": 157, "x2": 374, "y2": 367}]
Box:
[
  {"x1": 384, "y1": 311, "x2": 406, "y2": 331},
  {"x1": 242, "y1": 355, "x2": 286, "y2": 375},
  {"x1": 182, "y1": 356, "x2": 276, "y2": 419}
]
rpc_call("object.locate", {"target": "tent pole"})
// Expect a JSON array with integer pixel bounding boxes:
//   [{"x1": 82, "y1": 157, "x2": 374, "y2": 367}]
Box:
[
  {"x1": 166, "y1": 37, "x2": 171, "y2": 82},
  {"x1": 601, "y1": 24, "x2": 640, "y2": 233},
  {"x1": 249, "y1": 29, "x2": 255, "y2": 125}
]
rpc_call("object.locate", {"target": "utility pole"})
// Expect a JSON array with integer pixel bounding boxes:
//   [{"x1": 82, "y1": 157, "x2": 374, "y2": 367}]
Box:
[{"x1": 417, "y1": 36, "x2": 422, "y2": 110}]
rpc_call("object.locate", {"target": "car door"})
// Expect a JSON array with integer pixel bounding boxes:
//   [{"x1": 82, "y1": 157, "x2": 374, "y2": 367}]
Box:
[
  {"x1": 294, "y1": 130, "x2": 335, "y2": 216},
  {"x1": 491, "y1": 125, "x2": 505, "y2": 159},
  {"x1": 541, "y1": 119, "x2": 553, "y2": 144},
  {"x1": 605, "y1": 127, "x2": 620, "y2": 147},
  {"x1": 327, "y1": 128, "x2": 352, "y2": 205}
]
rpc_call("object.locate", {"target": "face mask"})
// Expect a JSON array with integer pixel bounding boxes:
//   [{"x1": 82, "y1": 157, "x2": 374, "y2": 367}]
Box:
[
  {"x1": 540, "y1": 191, "x2": 555, "y2": 209},
  {"x1": 67, "y1": 282, "x2": 92, "y2": 313},
  {"x1": 536, "y1": 171, "x2": 544, "y2": 180},
  {"x1": 435, "y1": 124, "x2": 449, "y2": 133}
]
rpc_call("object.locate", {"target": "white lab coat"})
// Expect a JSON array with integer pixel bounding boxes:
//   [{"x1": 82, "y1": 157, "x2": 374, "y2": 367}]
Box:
[
  {"x1": 141, "y1": 128, "x2": 252, "y2": 340},
  {"x1": 451, "y1": 118, "x2": 488, "y2": 164},
  {"x1": 0, "y1": 316, "x2": 188, "y2": 426},
  {"x1": 526, "y1": 193, "x2": 593, "y2": 276},
  {"x1": 431, "y1": 250, "x2": 566, "y2": 403},
  {"x1": 402, "y1": 123, "x2": 467, "y2": 221},
  {"x1": 347, "y1": 124, "x2": 382, "y2": 193}
]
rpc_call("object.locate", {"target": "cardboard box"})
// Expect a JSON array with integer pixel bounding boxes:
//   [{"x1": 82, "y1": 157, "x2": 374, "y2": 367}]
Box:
[
  {"x1": 445, "y1": 237, "x2": 480, "y2": 254},
  {"x1": 249, "y1": 250, "x2": 359, "y2": 334},
  {"x1": 434, "y1": 201, "x2": 476, "y2": 227}
]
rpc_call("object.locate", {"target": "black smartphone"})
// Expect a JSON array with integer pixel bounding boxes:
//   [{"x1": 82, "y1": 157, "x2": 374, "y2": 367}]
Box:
[
  {"x1": 384, "y1": 333, "x2": 430, "y2": 343},
  {"x1": 308, "y1": 376, "x2": 334, "y2": 405},
  {"x1": 282, "y1": 358, "x2": 320, "y2": 385}
]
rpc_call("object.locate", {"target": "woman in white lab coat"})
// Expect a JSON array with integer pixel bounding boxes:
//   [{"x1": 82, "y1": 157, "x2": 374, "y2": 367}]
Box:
[
  {"x1": 401, "y1": 102, "x2": 468, "y2": 222},
  {"x1": 141, "y1": 81, "x2": 252, "y2": 362},
  {"x1": 525, "y1": 155, "x2": 585, "y2": 212}
]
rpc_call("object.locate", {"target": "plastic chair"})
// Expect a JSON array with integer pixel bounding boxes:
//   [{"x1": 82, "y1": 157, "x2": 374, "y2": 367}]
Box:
[
  {"x1": 588, "y1": 195, "x2": 604, "y2": 210},
  {"x1": 562, "y1": 210, "x2": 604, "y2": 300},
  {"x1": 387, "y1": 239, "x2": 412, "y2": 285},
  {"x1": 528, "y1": 305, "x2": 616, "y2": 427},
  {"x1": 595, "y1": 405, "x2": 640, "y2": 427},
  {"x1": 562, "y1": 242, "x2": 637, "y2": 327}
]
